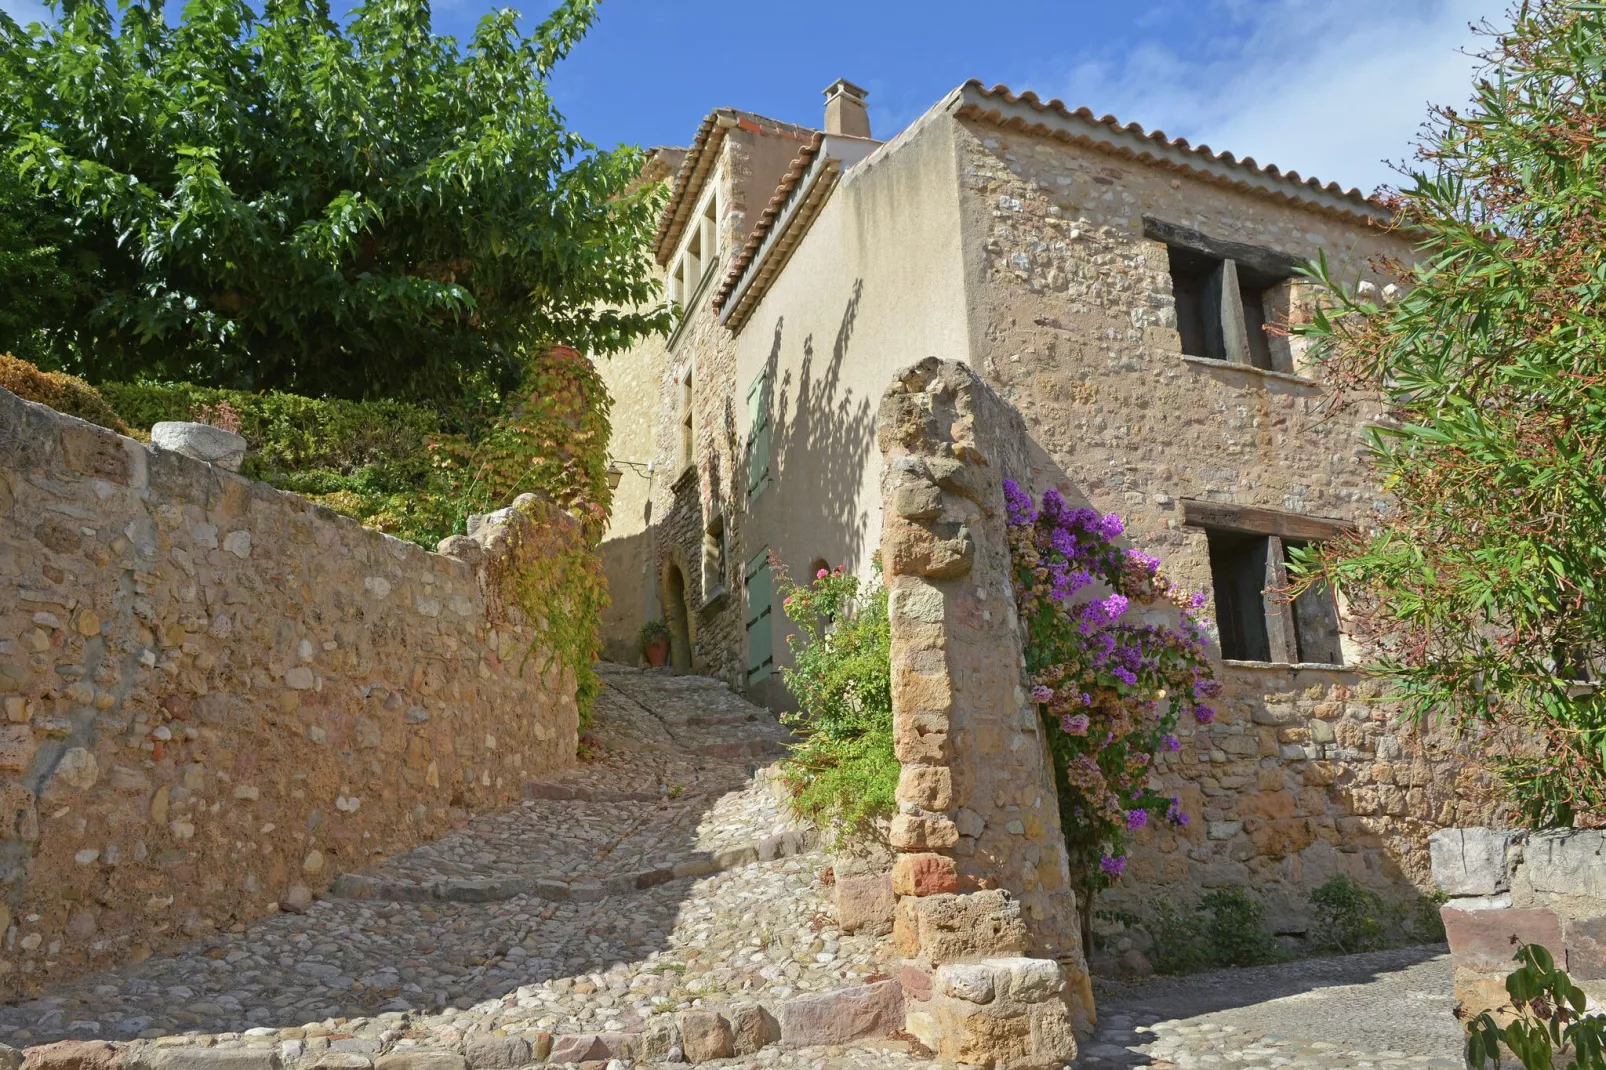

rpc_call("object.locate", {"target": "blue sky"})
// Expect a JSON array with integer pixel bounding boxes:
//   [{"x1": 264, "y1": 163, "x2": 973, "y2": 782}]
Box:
[{"x1": 2, "y1": 0, "x2": 1505, "y2": 195}]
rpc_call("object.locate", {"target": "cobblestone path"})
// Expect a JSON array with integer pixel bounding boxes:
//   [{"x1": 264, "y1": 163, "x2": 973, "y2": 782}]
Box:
[
  {"x1": 0, "y1": 665, "x2": 929, "y2": 1068},
  {"x1": 0, "y1": 665, "x2": 1471, "y2": 1069},
  {"x1": 1083, "y1": 946, "x2": 1465, "y2": 1069}
]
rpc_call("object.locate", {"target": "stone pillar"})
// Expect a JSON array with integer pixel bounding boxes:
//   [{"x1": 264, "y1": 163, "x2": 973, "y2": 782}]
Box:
[{"x1": 876, "y1": 358, "x2": 1088, "y2": 1067}]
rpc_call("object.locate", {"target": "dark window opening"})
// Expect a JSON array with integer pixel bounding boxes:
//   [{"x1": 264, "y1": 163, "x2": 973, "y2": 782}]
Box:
[
  {"x1": 1284, "y1": 539, "x2": 1342, "y2": 665},
  {"x1": 1206, "y1": 529, "x2": 1271, "y2": 662},
  {"x1": 1167, "y1": 246, "x2": 1225, "y2": 361}
]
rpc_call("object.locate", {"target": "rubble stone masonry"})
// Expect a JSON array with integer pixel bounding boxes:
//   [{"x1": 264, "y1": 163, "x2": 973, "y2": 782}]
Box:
[
  {"x1": 0, "y1": 387, "x2": 578, "y2": 995},
  {"x1": 878, "y1": 358, "x2": 1085, "y2": 1068},
  {"x1": 953, "y1": 116, "x2": 1491, "y2": 933}
]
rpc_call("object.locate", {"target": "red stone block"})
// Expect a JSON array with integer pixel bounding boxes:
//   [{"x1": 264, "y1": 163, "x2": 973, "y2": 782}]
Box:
[{"x1": 1442, "y1": 907, "x2": 1564, "y2": 973}]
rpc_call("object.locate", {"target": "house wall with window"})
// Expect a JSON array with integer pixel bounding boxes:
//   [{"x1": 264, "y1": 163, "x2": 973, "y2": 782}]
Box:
[
  {"x1": 948, "y1": 111, "x2": 1490, "y2": 932},
  {"x1": 597, "y1": 118, "x2": 811, "y2": 685}
]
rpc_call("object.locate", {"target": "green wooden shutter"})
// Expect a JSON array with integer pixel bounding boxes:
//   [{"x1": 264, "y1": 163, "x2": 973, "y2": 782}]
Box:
[
  {"x1": 746, "y1": 368, "x2": 772, "y2": 499},
  {"x1": 745, "y1": 549, "x2": 774, "y2": 684}
]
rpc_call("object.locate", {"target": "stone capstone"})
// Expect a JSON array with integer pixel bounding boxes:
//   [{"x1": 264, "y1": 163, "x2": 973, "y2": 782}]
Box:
[
  {"x1": 1429, "y1": 828, "x2": 1519, "y2": 898},
  {"x1": 149, "y1": 422, "x2": 247, "y2": 471}
]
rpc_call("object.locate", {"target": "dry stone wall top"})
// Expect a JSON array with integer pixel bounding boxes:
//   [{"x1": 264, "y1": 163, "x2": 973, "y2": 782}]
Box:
[{"x1": 0, "y1": 387, "x2": 579, "y2": 996}]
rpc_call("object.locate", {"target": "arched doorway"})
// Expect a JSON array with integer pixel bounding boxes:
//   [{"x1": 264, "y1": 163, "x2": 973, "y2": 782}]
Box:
[{"x1": 664, "y1": 563, "x2": 692, "y2": 672}]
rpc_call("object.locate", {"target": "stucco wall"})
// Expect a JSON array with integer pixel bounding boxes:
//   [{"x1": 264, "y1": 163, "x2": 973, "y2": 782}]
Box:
[
  {"x1": 732, "y1": 109, "x2": 972, "y2": 644},
  {"x1": 0, "y1": 388, "x2": 578, "y2": 994},
  {"x1": 948, "y1": 115, "x2": 1484, "y2": 931}
]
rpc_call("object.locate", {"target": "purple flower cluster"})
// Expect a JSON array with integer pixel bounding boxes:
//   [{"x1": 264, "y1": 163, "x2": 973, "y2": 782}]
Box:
[{"x1": 1003, "y1": 478, "x2": 1220, "y2": 894}]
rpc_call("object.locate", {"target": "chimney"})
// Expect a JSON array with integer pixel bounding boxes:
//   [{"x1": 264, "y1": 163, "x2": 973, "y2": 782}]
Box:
[{"x1": 823, "y1": 79, "x2": 871, "y2": 139}]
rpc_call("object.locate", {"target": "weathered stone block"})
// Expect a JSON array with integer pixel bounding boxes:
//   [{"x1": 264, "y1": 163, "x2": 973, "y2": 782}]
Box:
[
  {"x1": 890, "y1": 813, "x2": 960, "y2": 851},
  {"x1": 936, "y1": 962, "x2": 995, "y2": 1004},
  {"x1": 131, "y1": 1049, "x2": 282, "y2": 1070},
  {"x1": 779, "y1": 981, "x2": 903, "y2": 1049},
  {"x1": 1526, "y1": 830, "x2": 1606, "y2": 899},
  {"x1": 727, "y1": 1004, "x2": 780, "y2": 1055},
  {"x1": 463, "y1": 1035, "x2": 528, "y2": 1069},
  {"x1": 896, "y1": 764, "x2": 954, "y2": 810},
  {"x1": 834, "y1": 873, "x2": 895, "y2": 935},
  {"x1": 1429, "y1": 828, "x2": 1518, "y2": 897},
  {"x1": 892, "y1": 852, "x2": 959, "y2": 897},
  {"x1": 22, "y1": 1041, "x2": 124, "y2": 1070},
  {"x1": 904, "y1": 890, "x2": 1028, "y2": 963},
  {"x1": 675, "y1": 1010, "x2": 733, "y2": 1063},
  {"x1": 151, "y1": 422, "x2": 247, "y2": 472},
  {"x1": 1443, "y1": 907, "x2": 1563, "y2": 973},
  {"x1": 1566, "y1": 916, "x2": 1606, "y2": 982}
]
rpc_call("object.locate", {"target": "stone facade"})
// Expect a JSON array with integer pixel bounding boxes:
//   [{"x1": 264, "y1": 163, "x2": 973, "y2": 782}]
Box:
[
  {"x1": 1432, "y1": 827, "x2": 1606, "y2": 1021},
  {"x1": 0, "y1": 387, "x2": 578, "y2": 994},
  {"x1": 600, "y1": 78, "x2": 1486, "y2": 940},
  {"x1": 878, "y1": 359, "x2": 1084, "y2": 1067}
]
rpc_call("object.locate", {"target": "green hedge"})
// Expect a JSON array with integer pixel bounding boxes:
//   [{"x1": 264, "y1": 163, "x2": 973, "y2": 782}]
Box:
[{"x1": 98, "y1": 381, "x2": 441, "y2": 480}]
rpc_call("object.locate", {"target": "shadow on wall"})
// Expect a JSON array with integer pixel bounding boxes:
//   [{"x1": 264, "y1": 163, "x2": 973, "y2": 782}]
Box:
[
  {"x1": 599, "y1": 526, "x2": 655, "y2": 665},
  {"x1": 759, "y1": 280, "x2": 876, "y2": 627}
]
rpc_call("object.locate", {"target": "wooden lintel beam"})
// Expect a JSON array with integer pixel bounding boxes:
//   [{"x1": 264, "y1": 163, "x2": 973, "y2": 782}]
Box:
[
  {"x1": 1180, "y1": 499, "x2": 1354, "y2": 542},
  {"x1": 1142, "y1": 216, "x2": 1304, "y2": 280}
]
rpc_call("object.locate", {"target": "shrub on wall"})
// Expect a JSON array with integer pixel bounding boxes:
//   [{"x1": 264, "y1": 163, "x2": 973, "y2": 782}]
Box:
[
  {"x1": 0, "y1": 353, "x2": 130, "y2": 433},
  {"x1": 773, "y1": 559, "x2": 898, "y2": 839},
  {"x1": 1003, "y1": 481, "x2": 1219, "y2": 921}
]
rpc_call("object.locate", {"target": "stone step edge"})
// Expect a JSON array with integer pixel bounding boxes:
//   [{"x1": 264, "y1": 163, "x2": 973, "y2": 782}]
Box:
[
  {"x1": 520, "y1": 779, "x2": 750, "y2": 803},
  {"x1": 2, "y1": 982, "x2": 905, "y2": 1069},
  {"x1": 328, "y1": 828, "x2": 816, "y2": 905}
]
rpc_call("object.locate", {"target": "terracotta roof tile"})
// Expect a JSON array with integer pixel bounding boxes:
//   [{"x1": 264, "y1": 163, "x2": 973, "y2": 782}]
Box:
[
  {"x1": 957, "y1": 80, "x2": 1388, "y2": 217},
  {"x1": 652, "y1": 109, "x2": 817, "y2": 265},
  {"x1": 712, "y1": 133, "x2": 825, "y2": 315}
]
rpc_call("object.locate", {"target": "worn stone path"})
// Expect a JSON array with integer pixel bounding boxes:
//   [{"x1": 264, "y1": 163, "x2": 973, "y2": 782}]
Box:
[
  {"x1": 0, "y1": 663, "x2": 1475, "y2": 1069},
  {"x1": 1083, "y1": 946, "x2": 1465, "y2": 1069},
  {"x1": 0, "y1": 665, "x2": 928, "y2": 1068}
]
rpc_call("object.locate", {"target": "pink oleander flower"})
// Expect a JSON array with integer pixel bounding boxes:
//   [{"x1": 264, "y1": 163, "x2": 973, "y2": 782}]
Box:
[
  {"x1": 1126, "y1": 809, "x2": 1148, "y2": 830},
  {"x1": 1100, "y1": 854, "x2": 1127, "y2": 878},
  {"x1": 1031, "y1": 684, "x2": 1054, "y2": 703},
  {"x1": 1061, "y1": 713, "x2": 1090, "y2": 735},
  {"x1": 816, "y1": 568, "x2": 828, "y2": 579}
]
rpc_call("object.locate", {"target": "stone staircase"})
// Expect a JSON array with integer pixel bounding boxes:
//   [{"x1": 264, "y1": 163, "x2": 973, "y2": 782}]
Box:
[{"x1": 0, "y1": 665, "x2": 938, "y2": 1070}]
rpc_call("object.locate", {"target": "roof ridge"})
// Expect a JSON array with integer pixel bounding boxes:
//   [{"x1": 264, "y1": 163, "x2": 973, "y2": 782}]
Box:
[{"x1": 958, "y1": 79, "x2": 1385, "y2": 214}]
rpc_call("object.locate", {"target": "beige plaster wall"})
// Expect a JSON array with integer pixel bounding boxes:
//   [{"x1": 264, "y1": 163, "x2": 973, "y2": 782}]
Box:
[
  {"x1": 0, "y1": 388, "x2": 577, "y2": 995},
  {"x1": 733, "y1": 109, "x2": 973, "y2": 623}
]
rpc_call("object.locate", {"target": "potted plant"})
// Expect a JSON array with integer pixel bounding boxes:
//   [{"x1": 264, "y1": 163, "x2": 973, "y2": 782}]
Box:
[{"x1": 638, "y1": 619, "x2": 672, "y2": 668}]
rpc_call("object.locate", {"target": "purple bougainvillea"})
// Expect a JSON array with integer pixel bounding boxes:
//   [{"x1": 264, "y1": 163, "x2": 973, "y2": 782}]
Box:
[{"x1": 1006, "y1": 479, "x2": 1217, "y2": 897}]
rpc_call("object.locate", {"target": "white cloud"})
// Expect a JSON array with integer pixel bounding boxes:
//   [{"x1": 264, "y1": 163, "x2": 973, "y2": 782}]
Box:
[{"x1": 1056, "y1": 0, "x2": 1503, "y2": 195}]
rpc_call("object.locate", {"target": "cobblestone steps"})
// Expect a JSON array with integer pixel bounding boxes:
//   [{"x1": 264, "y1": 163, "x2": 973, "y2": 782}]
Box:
[{"x1": 0, "y1": 665, "x2": 930, "y2": 1069}]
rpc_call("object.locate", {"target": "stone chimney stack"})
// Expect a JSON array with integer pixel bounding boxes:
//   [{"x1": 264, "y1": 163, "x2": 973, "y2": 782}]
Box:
[{"x1": 823, "y1": 79, "x2": 871, "y2": 139}]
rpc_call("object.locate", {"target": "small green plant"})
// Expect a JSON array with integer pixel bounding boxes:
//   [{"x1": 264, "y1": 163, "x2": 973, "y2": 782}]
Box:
[
  {"x1": 1414, "y1": 890, "x2": 1449, "y2": 943},
  {"x1": 1145, "y1": 887, "x2": 1284, "y2": 974},
  {"x1": 1308, "y1": 875, "x2": 1388, "y2": 954},
  {"x1": 774, "y1": 557, "x2": 898, "y2": 840},
  {"x1": 638, "y1": 620, "x2": 671, "y2": 648},
  {"x1": 1467, "y1": 942, "x2": 1606, "y2": 1068}
]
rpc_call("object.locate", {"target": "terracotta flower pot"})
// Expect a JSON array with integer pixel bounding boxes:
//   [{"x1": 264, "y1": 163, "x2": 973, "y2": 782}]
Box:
[{"x1": 644, "y1": 635, "x2": 671, "y2": 668}]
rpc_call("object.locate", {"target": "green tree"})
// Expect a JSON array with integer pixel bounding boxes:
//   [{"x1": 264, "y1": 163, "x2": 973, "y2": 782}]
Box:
[
  {"x1": 1295, "y1": 1, "x2": 1606, "y2": 827},
  {"x1": 0, "y1": 0, "x2": 668, "y2": 406}
]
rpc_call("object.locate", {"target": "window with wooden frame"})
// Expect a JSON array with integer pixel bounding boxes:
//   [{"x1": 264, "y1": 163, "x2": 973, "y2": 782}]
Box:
[
  {"x1": 679, "y1": 367, "x2": 694, "y2": 472},
  {"x1": 701, "y1": 510, "x2": 728, "y2": 601},
  {"x1": 1148, "y1": 217, "x2": 1301, "y2": 375},
  {"x1": 1183, "y1": 500, "x2": 1348, "y2": 665},
  {"x1": 668, "y1": 188, "x2": 720, "y2": 320}
]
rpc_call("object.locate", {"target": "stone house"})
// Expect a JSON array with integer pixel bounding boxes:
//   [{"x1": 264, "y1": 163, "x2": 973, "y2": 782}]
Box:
[{"x1": 598, "y1": 79, "x2": 1478, "y2": 931}]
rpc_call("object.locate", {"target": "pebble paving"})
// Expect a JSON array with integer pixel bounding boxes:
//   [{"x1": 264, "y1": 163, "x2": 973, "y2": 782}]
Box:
[{"x1": 0, "y1": 663, "x2": 1475, "y2": 1068}]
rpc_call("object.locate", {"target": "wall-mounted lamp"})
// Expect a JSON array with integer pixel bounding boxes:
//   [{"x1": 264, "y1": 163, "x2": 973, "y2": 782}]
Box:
[{"x1": 606, "y1": 459, "x2": 653, "y2": 491}]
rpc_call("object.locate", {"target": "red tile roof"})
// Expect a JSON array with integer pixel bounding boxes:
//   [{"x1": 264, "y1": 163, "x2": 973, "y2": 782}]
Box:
[
  {"x1": 651, "y1": 109, "x2": 817, "y2": 266},
  {"x1": 956, "y1": 80, "x2": 1387, "y2": 218}
]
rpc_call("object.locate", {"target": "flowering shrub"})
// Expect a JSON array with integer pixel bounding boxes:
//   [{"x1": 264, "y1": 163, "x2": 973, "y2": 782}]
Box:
[
  {"x1": 1004, "y1": 480, "x2": 1218, "y2": 900},
  {"x1": 774, "y1": 558, "x2": 898, "y2": 839}
]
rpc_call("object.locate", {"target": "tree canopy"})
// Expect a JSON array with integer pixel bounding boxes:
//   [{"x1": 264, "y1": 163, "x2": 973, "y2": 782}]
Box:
[
  {"x1": 1297, "y1": 1, "x2": 1606, "y2": 827},
  {"x1": 0, "y1": 0, "x2": 669, "y2": 406}
]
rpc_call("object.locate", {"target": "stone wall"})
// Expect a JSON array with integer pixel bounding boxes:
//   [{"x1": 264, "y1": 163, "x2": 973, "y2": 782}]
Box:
[
  {"x1": 878, "y1": 358, "x2": 1085, "y2": 1068},
  {"x1": 1432, "y1": 827, "x2": 1606, "y2": 1020},
  {"x1": 0, "y1": 387, "x2": 578, "y2": 995},
  {"x1": 951, "y1": 115, "x2": 1488, "y2": 934}
]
